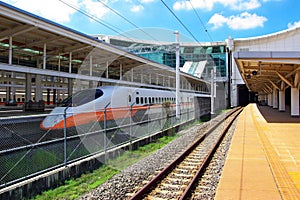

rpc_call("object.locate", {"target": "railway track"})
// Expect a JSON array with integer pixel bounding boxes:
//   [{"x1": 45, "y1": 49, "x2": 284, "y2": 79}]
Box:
[{"x1": 129, "y1": 107, "x2": 243, "y2": 200}]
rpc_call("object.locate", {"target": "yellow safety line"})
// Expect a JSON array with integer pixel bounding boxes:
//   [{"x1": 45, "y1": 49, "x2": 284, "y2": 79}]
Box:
[{"x1": 251, "y1": 105, "x2": 300, "y2": 200}]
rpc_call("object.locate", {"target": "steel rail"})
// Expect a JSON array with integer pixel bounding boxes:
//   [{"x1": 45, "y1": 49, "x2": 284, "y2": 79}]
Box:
[
  {"x1": 180, "y1": 107, "x2": 243, "y2": 199},
  {"x1": 130, "y1": 107, "x2": 243, "y2": 200}
]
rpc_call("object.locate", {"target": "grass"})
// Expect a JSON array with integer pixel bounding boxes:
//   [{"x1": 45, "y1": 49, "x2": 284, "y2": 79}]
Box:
[
  {"x1": 33, "y1": 135, "x2": 178, "y2": 200},
  {"x1": 180, "y1": 119, "x2": 205, "y2": 130},
  {"x1": 34, "y1": 167, "x2": 119, "y2": 200}
]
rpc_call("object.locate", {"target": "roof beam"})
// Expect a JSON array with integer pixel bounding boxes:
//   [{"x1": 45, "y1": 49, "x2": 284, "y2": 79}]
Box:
[
  {"x1": 285, "y1": 66, "x2": 300, "y2": 78},
  {"x1": 47, "y1": 43, "x2": 88, "y2": 55},
  {"x1": 0, "y1": 24, "x2": 36, "y2": 41},
  {"x1": 264, "y1": 83, "x2": 273, "y2": 92},
  {"x1": 295, "y1": 71, "x2": 300, "y2": 88},
  {"x1": 268, "y1": 79, "x2": 280, "y2": 90},
  {"x1": 276, "y1": 71, "x2": 293, "y2": 87},
  {"x1": 19, "y1": 35, "x2": 65, "y2": 48},
  {"x1": 262, "y1": 87, "x2": 270, "y2": 94}
]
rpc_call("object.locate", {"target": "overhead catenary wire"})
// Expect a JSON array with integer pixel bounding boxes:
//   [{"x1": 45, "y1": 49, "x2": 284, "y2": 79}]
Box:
[
  {"x1": 188, "y1": 0, "x2": 214, "y2": 42},
  {"x1": 95, "y1": 0, "x2": 163, "y2": 44},
  {"x1": 159, "y1": 0, "x2": 202, "y2": 45},
  {"x1": 58, "y1": 0, "x2": 138, "y2": 43}
]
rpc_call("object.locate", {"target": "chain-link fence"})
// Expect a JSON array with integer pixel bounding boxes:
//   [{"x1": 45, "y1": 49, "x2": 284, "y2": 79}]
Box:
[{"x1": 0, "y1": 103, "x2": 195, "y2": 188}]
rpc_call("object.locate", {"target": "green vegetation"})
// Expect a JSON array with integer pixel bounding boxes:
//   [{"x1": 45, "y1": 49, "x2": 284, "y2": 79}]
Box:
[
  {"x1": 34, "y1": 167, "x2": 119, "y2": 200},
  {"x1": 0, "y1": 149, "x2": 61, "y2": 185},
  {"x1": 181, "y1": 119, "x2": 205, "y2": 130},
  {"x1": 33, "y1": 135, "x2": 178, "y2": 200},
  {"x1": 221, "y1": 109, "x2": 231, "y2": 113}
]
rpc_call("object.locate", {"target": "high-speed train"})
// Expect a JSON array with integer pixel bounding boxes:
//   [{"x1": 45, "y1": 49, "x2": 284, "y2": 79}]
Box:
[{"x1": 40, "y1": 86, "x2": 206, "y2": 130}]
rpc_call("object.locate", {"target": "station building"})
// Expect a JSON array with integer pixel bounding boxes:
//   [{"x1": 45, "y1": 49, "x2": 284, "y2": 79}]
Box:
[
  {"x1": 96, "y1": 26, "x2": 300, "y2": 117},
  {"x1": 231, "y1": 27, "x2": 300, "y2": 116},
  {"x1": 95, "y1": 34, "x2": 229, "y2": 111}
]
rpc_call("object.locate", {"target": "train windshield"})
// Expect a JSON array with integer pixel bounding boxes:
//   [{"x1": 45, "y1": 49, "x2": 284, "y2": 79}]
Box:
[{"x1": 60, "y1": 89, "x2": 104, "y2": 107}]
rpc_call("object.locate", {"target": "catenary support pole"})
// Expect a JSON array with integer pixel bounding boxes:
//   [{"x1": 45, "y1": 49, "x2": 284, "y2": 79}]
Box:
[{"x1": 175, "y1": 31, "x2": 180, "y2": 119}]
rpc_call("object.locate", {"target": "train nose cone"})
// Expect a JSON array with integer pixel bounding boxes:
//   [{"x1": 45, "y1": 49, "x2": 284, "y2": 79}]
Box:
[{"x1": 40, "y1": 107, "x2": 67, "y2": 130}]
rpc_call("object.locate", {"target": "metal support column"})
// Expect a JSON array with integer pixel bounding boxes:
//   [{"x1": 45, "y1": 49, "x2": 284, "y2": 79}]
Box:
[
  {"x1": 175, "y1": 31, "x2": 180, "y2": 119},
  {"x1": 35, "y1": 75, "x2": 43, "y2": 102},
  {"x1": 120, "y1": 63, "x2": 123, "y2": 80},
  {"x1": 58, "y1": 54, "x2": 61, "y2": 72},
  {"x1": 25, "y1": 73, "x2": 32, "y2": 102},
  {"x1": 89, "y1": 56, "x2": 93, "y2": 76},
  {"x1": 9, "y1": 36, "x2": 12, "y2": 65},
  {"x1": 106, "y1": 61, "x2": 109, "y2": 79},
  {"x1": 69, "y1": 52, "x2": 72, "y2": 73},
  {"x1": 211, "y1": 67, "x2": 216, "y2": 115},
  {"x1": 68, "y1": 78, "x2": 73, "y2": 97},
  {"x1": 43, "y1": 43, "x2": 46, "y2": 70}
]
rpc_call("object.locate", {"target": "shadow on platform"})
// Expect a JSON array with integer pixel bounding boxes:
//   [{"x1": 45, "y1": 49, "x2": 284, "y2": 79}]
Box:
[{"x1": 257, "y1": 105, "x2": 300, "y2": 123}]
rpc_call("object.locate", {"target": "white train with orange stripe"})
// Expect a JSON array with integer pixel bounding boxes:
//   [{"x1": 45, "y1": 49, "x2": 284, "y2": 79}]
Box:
[{"x1": 40, "y1": 86, "x2": 203, "y2": 130}]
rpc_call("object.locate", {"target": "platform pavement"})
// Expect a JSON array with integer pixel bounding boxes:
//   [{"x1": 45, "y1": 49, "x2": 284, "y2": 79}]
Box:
[{"x1": 215, "y1": 103, "x2": 300, "y2": 199}]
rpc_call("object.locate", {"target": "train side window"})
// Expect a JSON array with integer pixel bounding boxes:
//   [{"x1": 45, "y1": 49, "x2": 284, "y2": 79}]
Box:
[
  {"x1": 141, "y1": 97, "x2": 144, "y2": 104},
  {"x1": 145, "y1": 97, "x2": 147, "y2": 104},
  {"x1": 149, "y1": 97, "x2": 151, "y2": 104},
  {"x1": 136, "y1": 97, "x2": 139, "y2": 104},
  {"x1": 156, "y1": 97, "x2": 158, "y2": 103},
  {"x1": 128, "y1": 95, "x2": 131, "y2": 103},
  {"x1": 152, "y1": 97, "x2": 154, "y2": 103}
]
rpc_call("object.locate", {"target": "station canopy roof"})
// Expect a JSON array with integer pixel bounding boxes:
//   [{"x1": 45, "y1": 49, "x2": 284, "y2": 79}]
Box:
[
  {"x1": 0, "y1": 2, "x2": 209, "y2": 89},
  {"x1": 234, "y1": 51, "x2": 300, "y2": 94}
]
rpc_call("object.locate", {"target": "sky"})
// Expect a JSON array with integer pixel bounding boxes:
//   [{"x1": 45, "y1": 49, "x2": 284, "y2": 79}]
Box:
[{"x1": 1, "y1": 0, "x2": 300, "y2": 42}]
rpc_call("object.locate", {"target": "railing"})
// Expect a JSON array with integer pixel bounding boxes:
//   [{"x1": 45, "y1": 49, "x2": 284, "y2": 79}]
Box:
[{"x1": 0, "y1": 103, "x2": 195, "y2": 188}]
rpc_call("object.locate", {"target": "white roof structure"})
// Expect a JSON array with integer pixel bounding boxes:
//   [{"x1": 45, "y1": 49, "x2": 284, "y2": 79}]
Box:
[{"x1": 231, "y1": 26, "x2": 300, "y2": 94}]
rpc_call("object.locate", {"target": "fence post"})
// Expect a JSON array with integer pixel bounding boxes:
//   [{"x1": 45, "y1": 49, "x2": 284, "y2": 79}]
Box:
[
  {"x1": 63, "y1": 108, "x2": 67, "y2": 166},
  {"x1": 147, "y1": 104, "x2": 150, "y2": 136},
  {"x1": 104, "y1": 107, "x2": 107, "y2": 163},
  {"x1": 129, "y1": 104, "x2": 132, "y2": 151},
  {"x1": 104, "y1": 102, "x2": 110, "y2": 163}
]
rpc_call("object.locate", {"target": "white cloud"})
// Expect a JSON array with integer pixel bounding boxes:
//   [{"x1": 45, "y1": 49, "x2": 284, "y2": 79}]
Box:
[
  {"x1": 2, "y1": 0, "x2": 112, "y2": 23},
  {"x1": 130, "y1": 5, "x2": 144, "y2": 12},
  {"x1": 227, "y1": 12, "x2": 267, "y2": 29},
  {"x1": 2, "y1": 0, "x2": 80, "y2": 23},
  {"x1": 207, "y1": 13, "x2": 228, "y2": 29},
  {"x1": 173, "y1": 0, "x2": 214, "y2": 11},
  {"x1": 173, "y1": 0, "x2": 261, "y2": 11},
  {"x1": 230, "y1": 0, "x2": 261, "y2": 10},
  {"x1": 82, "y1": 0, "x2": 110, "y2": 20},
  {"x1": 288, "y1": 21, "x2": 300, "y2": 29},
  {"x1": 208, "y1": 12, "x2": 267, "y2": 30}
]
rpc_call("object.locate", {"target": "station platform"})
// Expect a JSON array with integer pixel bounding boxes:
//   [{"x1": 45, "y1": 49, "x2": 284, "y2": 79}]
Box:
[{"x1": 215, "y1": 103, "x2": 300, "y2": 199}]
